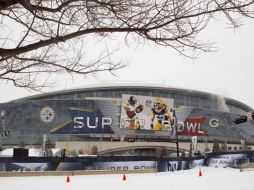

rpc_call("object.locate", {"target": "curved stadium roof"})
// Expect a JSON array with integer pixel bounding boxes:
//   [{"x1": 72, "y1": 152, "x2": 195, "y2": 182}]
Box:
[{"x1": 12, "y1": 82, "x2": 253, "y2": 113}]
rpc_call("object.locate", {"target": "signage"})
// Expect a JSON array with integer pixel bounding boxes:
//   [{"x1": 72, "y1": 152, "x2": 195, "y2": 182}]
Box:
[
  {"x1": 177, "y1": 117, "x2": 208, "y2": 136},
  {"x1": 50, "y1": 107, "x2": 114, "y2": 134},
  {"x1": 209, "y1": 118, "x2": 220, "y2": 128},
  {"x1": 40, "y1": 107, "x2": 55, "y2": 123},
  {"x1": 120, "y1": 94, "x2": 174, "y2": 131},
  {"x1": 0, "y1": 130, "x2": 11, "y2": 137}
]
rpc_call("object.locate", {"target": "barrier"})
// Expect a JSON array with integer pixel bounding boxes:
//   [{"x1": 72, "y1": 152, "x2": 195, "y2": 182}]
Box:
[
  {"x1": 240, "y1": 163, "x2": 254, "y2": 172},
  {"x1": 0, "y1": 169, "x2": 156, "y2": 177}
]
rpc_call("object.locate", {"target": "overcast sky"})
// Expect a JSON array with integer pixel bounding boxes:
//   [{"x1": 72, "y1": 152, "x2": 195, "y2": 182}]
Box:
[{"x1": 0, "y1": 16, "x2": 254, "y2": 109}]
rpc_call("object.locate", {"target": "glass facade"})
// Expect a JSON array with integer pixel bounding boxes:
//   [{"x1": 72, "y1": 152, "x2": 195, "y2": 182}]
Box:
[
  {"x1": 1, "y1": 85, "x2": 253, "y2": 146},
  {"x1": 24, "y1": 86, "x2": 253, "y2": 115}
]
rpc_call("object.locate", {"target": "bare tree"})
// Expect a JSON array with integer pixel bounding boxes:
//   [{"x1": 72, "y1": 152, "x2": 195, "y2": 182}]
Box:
[{"x1": 0, "y1": 0, "x2": 254, "y2": 90}]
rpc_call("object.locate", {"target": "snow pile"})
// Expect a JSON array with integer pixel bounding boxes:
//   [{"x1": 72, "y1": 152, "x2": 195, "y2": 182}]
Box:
[{"x1": 1, "y1": 167, "x2": 254, "y2": 190}]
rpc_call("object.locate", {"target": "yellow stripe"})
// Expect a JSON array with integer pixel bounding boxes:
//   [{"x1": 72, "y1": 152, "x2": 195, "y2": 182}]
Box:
[
  {"x1": 56, "y1": 162, "x2": 63, "y2": 171},
  {"x1": 50, "y1": 120, "x2": 72, "y2": 133},
  {"x1": 50, "y1": 107, "x2": 94, "y2": 133},
  {"x1": 44, "y1": 164, "x2": 48, "y2": 171},
  {"x1": 70, "y1": 107, "x2": 94, "y2": 112}
]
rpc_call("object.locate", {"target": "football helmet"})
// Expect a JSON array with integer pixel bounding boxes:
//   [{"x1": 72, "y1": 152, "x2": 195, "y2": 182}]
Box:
[
  {"x1": 128, "y1": 96, "x2": 137, "y2": 106},
  {"x1": 154, "y1": 98, "x2": 164, "y2": 109}
]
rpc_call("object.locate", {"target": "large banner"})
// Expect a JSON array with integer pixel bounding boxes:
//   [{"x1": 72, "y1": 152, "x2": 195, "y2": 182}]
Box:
[
  {"x1": 84, "y1": 161, "x2": 157, "y2": 171},
  {"x1": 167, "y1": 159, "x2": 205, "y2": 171},
  {"x1": 5, "y1": 163, "x2": 48, "y2": 172},
  {"x1": 50, "y1": 106, "x2": 114, "y2": 134},
  {"x1": 0, "y1": 98, "x2": 253, "y2": 144},
  {"x1": 120, "y1": 94, "x2": 174, "y2": 131},
  {"x1": 207, "y1": 153, "x2": 246, "y2": 168}
]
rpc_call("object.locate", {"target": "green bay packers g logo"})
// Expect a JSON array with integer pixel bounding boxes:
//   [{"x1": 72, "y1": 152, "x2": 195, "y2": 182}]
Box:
[
  {"x1": 209, "y1": 118, "x2": 220, "y2": 128},
  {"x1": 40, "y1": 106, "x2": 55, "y2": 123}
]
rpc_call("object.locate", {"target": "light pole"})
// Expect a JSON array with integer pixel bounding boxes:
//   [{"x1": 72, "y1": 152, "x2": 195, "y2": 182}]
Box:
[
  {"x1": 172, "y1": 109, "x2": 179, "y2": 158},
  {"x1": 1, "y1": 111, "x2": 5, "y2": 131},
  {"x1": 0, "y1": 111, "x2": 5, "y2": 148},
  {"x1": 42, "y1": 134, "x2": 47, "y2": 157}
]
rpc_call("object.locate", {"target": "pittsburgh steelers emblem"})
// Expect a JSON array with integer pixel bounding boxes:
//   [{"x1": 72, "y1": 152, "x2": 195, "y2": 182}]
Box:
[{"x1": 40, "y1": 107, "x2": 55, "y2": 123}]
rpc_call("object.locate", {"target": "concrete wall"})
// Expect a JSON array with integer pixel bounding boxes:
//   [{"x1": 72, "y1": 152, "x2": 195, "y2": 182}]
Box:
[
  {"x1": 56, "y1": 141, "x2": 203, "y2": 155},
  {"x1": 55, "y1": 141, "x2": 254, "y2": 156}
]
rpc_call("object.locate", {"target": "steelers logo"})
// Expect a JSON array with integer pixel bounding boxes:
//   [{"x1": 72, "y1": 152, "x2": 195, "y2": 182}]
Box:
[{"x1": 40, "y1": 107, "x2": 55, "y2": 123}]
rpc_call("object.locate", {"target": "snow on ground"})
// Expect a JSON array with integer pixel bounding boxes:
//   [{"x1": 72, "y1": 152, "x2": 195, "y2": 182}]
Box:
[
  {"x1": 0, "y1": 149, "x2": 13, "y2": 157},
  {"x1": 1, "y1": 167, "x2": 254, "y2": 190}
]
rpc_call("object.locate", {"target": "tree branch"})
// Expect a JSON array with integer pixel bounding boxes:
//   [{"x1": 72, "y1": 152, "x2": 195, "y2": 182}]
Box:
[{"x1": 0, "y1": 27, "x2": 148, "y2": 57}]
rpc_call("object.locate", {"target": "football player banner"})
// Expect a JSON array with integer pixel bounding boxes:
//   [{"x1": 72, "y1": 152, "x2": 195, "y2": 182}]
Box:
[{"x1": 120, "y1": 94, "x2": 174, "y2": 131}]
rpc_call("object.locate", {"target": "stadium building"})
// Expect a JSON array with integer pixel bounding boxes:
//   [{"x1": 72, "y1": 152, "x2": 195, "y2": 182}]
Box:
[{"x1": 0, "y1": 83, "x2": 253, "y2": 157}]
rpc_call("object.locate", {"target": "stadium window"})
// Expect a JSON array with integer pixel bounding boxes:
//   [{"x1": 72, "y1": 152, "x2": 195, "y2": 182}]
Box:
[
  {"x1": 182, "y1": 95, "x2": 188, "y2": 106},
  {"x1": 234, "y1": 147, "x2": 237, "y2": 150},
  {"x1": 190, "y1": 97, "x2": 200, "y2": 107},
  {"x1": 228, "y1": 147, "x2": 232, "y2": 150},
  {"x1": 85, "y1": 91, "x2": 93, "y2": 97},
  {"x1": 173, "y1": 94, "x2": 183, "y2": 105},
  {"x1": 76, "y1": 93, "x2": 82, "y2": 99},
  {"x1": 96, "y1": 91, "x2": 102, "y2": 97},
  {"x1": 112, "y1": 91, "x2": 117, "y2": 97}
]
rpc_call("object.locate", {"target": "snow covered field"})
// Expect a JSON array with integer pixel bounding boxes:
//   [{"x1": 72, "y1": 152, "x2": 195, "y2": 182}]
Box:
[{"x1": 1, "y1": 167, "x2": 254, "y2": 190}]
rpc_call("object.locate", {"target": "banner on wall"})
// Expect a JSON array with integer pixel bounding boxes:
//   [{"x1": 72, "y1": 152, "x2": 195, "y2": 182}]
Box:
[
  {"x1": 50, "y1": 102, "x2": 115, "y2": 134},
  {"x1": 120, "y1": 94, "x2": 174, "y2": 131},
  {"x1": 84, "y1": 161, "x2": 157, "y2": 171},
  {"x1": 177, "y1": 116, "x2": 208, "y2": 136},
  {"x1": 168, "y1": 161, "x2": 179, "y2": 171},
  {"x1": 167, "y1": 158, "x2": 205, "y2": 171},
  {"x1": 207, "y1": 153, "x2": 246, "y2": 168},
  {"x1": 189, "y1": 159, "x2": 205, "y2": 169},
  {"x1": 6, "y1": 163, "x2": 48, "y2": 172}
]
